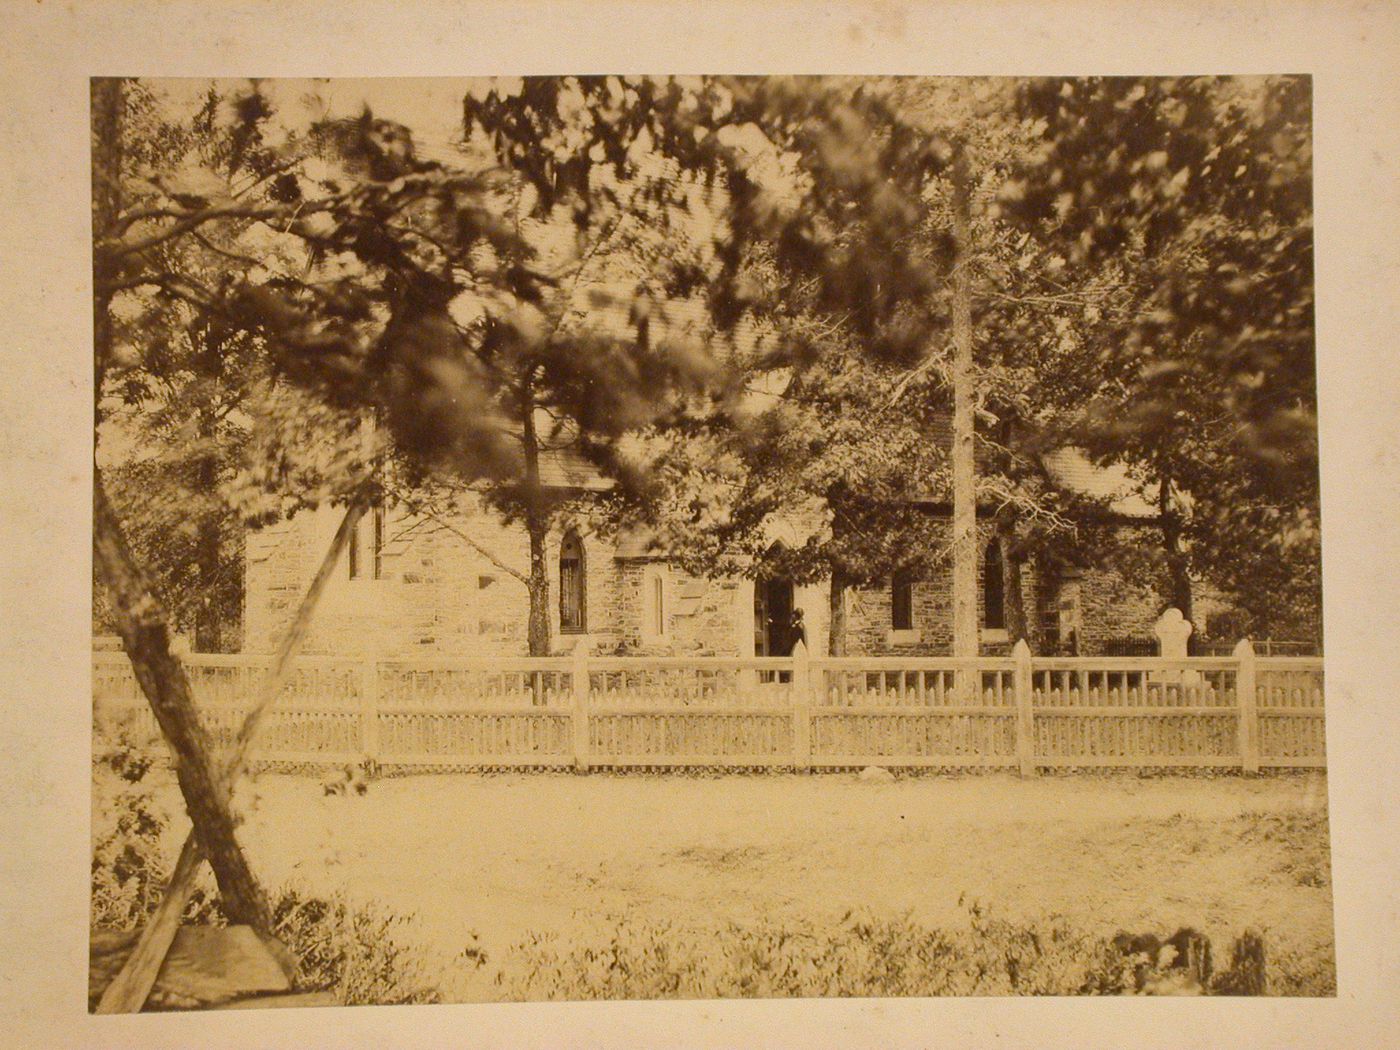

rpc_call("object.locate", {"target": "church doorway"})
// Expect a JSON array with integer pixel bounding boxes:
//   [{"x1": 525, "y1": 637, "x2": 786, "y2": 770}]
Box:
[{"x1": 753, "y1": 576, "x2": 796, "y2": 657}]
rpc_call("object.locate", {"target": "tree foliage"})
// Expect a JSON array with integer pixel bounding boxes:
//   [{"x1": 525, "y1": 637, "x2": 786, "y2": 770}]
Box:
[{"x1": 998, "y1": 76, "x2": 1319, "y2": 638}]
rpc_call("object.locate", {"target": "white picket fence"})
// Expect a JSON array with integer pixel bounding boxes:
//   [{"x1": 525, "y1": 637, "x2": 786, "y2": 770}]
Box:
[{"x1": 91, "y1": 642, "x2": 1326, "y2": 773}]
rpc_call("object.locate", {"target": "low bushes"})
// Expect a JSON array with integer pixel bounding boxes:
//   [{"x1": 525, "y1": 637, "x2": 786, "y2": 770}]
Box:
[
  {"x1": 497, "y1": 905, "x2": 1321, "y2": 1000},
  {"x1": 90, "y1": 734, "x2": 439, "y2": 1007}
]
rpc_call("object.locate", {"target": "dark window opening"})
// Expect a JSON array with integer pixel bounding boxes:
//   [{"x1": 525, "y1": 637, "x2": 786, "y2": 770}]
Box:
[
  {"x1": 349, "y1": 504, "x2": 386, "y2": 580},
  {"x1": 559, "y1": 532, "x2": 587, "y2": 633},
  {"x1": 891, "y1": 569, "x2": 914, "y2": 631},
  {"x1": 348, "y1": 518, "x2": 361, "y2": 579},
  {"x1": 372, "y1": 504, "x2": 385, "y2": 580}
]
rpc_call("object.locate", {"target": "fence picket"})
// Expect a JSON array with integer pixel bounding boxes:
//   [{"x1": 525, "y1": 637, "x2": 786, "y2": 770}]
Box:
[{"x1": 1235, "y1": 639, "x2": 1259, "y2": 774}]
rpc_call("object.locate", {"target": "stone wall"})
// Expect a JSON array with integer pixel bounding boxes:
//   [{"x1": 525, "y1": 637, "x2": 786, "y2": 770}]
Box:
[
  {"x1": 245, "y1": 500, "x2": 1179, "y2": 659},
  {"x1": 244, "y1": 495, "x2": 627, "y2": 656},
  {"x1": 842, "y1": 523, "x2": 1036, "y2": 656}
]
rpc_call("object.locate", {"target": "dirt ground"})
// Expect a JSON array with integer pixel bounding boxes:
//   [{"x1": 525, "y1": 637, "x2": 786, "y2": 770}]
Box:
[{"x1": 134, "y1": 770, "x2": 1334, "y2": 1000}]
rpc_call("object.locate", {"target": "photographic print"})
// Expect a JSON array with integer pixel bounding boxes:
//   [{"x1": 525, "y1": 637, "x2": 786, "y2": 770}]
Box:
[{"x1": 88, "y1": 74, "x2": 1330, "y2": 1011}]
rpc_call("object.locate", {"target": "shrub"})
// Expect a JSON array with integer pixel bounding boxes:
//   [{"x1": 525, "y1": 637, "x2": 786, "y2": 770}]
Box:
[
  {"x1": 270, "y1": 889, "x2": 439, "y2": 1005},
  {"x1": 496, "y1": 904, "x2": 1339, "y2": 1000},
  {"x1": 497, "y1": 906, "x2": 1141, "y2": 1000}
]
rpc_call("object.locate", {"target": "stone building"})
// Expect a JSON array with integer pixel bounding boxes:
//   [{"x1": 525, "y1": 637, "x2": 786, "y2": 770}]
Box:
[{"x1": 243, "y1": 444, "x2": 1185, "y2": 659}]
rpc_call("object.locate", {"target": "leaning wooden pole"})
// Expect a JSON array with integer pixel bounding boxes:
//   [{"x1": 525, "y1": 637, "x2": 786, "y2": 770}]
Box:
[{"x1": 96, "y1": 502, "x2": 366, "y2": 1014}]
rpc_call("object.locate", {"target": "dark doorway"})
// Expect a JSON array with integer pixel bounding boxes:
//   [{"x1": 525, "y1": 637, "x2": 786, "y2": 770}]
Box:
[{"x1": 754, "y1": 576, "x2": 795, "y2": 656}]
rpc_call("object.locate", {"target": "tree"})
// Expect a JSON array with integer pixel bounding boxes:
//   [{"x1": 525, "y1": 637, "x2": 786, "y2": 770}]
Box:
[
  {"x1": 623, "y1": 320, "x2": 954, "y2": 655},
  {"x1": 999, "y1": 76, "x2": 1319, "y2": 639},
  {"x1": 92, "y1": 76, "x2": 753, "y2": 1004}
]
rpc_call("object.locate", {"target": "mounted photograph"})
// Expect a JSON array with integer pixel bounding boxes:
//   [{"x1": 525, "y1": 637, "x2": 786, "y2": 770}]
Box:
[{"x1": 89, "y1": 75, "x2": 1329, "y2": 1010}]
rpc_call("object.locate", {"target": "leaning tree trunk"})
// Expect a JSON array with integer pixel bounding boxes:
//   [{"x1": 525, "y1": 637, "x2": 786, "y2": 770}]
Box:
[
  {"x1": 948, "y1": 142, "x2": 980, "y2": 660},
  {"x1": 93, "y1": 473, "x2": 272, "y2": 934},
  {"x1": 96, "y1": 502, "x2": 366, "y2": 1014},
  {"x1": 91, "y1": 77, "x2": 270, "y2": 940}
]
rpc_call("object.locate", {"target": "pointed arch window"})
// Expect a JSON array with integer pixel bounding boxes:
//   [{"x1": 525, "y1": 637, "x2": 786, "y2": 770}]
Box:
[
  {"x1": 983, "y1": 544, "x2": 1005, "y2": 630},
  {"x1": 559, "y1": 531, "x2": 587, "y2": 634}
]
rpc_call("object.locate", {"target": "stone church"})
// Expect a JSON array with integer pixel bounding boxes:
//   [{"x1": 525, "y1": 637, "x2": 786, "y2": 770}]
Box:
[{"x1": 243, "y1": 443, "x2": 1178, "y2": 660}]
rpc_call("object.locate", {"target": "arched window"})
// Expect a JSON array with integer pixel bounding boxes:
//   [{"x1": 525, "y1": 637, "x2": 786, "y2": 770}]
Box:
[
  {"x1": 983, "y1": 544, "x2": 1005, "y2": 630},
  {"x1": 559, "y1": 531, "x2": 587, "y2": 633},
  {"x1": 348, "y1": 503, "x2": 386, "y2": 580},
  {"x1": 891, "y1": 569, "x2": 915, "y2": 631},
  {"x1": 643, "y1": 564, "x2": 668, "y2": 640}
]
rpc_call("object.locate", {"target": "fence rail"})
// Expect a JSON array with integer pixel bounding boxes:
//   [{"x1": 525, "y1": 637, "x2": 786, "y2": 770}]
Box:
[{"x1": 91, "y1": 641, "x2": 1325, "y2": 773}]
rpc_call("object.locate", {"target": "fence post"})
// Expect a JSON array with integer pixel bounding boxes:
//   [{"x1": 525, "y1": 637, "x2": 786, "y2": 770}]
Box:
[
  {"x1": 360, "y1": 656, "x2": 380, "y2": 768},
  {"x1": 1013, "y1": 639, "x2": 1035, "y2": 778},
  {"x1": 571, "y1": 645, "x2": 591, "y2": 772},
  {"x1": 1234, "y1": 638, "x2": 1259, "y2": 774},
  {"x1": 791, "y1": 641, "x2": 811, "y2": 771}
]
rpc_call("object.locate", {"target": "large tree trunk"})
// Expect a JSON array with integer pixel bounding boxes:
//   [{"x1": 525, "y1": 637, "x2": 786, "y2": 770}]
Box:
[
  {"x1": 91, "y1": 77, "x2": 122, "y2": 412},
  {"x1": 93, "y1": 473, "x2": 272, "y2": 933},
  {"x1": 997, "y1": 522, "x2": 1029, "y2": 650},
  {"x1": 948, "y1": 143, "x2": 979, "y2": 659},
  {"x1": 97, "y1": 502, "x2": 365, "y2": 1013},
  {"x1": 92, "y1": 77, "x2": 268, "y2": 933},
  {"x1": 827, "y1": 568, "x2": 849, "y2": 657},
  {"x1": 520, "y1": 369, "x2": 552, "y2": 657},
  {"x1": 525, "y1": 515, "x2": 551, "y2": 657}
]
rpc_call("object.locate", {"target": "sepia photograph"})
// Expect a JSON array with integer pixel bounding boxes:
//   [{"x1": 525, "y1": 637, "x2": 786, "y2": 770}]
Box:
[{"x1": 82, "y1": 72, "x2": 1335, "y2": 1013}]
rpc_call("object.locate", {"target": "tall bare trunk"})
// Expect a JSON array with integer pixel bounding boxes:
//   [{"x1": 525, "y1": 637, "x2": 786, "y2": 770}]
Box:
[
  {"x1": 525, "y1": 516, "x2": 551, "y2": 656},
  {"x1": 998, "y1": 522, "x2": 1028, "y2": 650},
  {"x1": 520, "y1": 369, "x2": 552, "y2": 657},
  {"x1": 949, "y1": 143, "x2": 979, "y2": 658},
  {"x1": 827, "y1": 569, "x2": 849, "y2": 657}
]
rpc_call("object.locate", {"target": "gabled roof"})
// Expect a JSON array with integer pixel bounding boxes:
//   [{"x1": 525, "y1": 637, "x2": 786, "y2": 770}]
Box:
[
  {"x1": 535, "y1": 444, "x2": 613, "y2": 491},
  {"x1": 1040, "y1": 449, "x2": 1157, "y2": 518}
]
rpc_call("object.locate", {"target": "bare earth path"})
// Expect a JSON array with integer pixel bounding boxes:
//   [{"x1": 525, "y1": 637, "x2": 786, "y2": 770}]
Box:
[{"x1": 150, "y1": 771, "x2": 1332, "y2": 999}]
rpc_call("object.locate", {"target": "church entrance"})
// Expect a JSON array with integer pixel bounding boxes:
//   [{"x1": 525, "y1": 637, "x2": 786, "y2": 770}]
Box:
[{"x1": 753, "y1": 576, "x2": 796, "y2": 657}]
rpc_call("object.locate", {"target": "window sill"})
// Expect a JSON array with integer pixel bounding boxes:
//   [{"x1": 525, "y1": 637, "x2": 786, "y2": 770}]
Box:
[
  {"x1": 886, "y1": 628, "x2": 922, "y2": 645},
  {"x1": 981, "y1": 628, "x2": 1010, "y2": 643}
]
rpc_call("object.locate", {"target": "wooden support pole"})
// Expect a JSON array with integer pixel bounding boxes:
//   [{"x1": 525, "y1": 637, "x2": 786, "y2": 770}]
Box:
[
  {"x1": 1013, "y1": 639, "x2": 1035, "y2": 777},
  {"x1": 571, "y1": 644, "x2": 590, "y2": 772},
  {"x1": 1234, "y1": 638, "x2": 1259, "y2": 774}
]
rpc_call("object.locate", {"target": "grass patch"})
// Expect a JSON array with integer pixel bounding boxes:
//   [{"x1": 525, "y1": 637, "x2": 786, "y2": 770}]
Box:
[{"x1": 494, "y1": 905, "x2": 1329, "y2": 999}]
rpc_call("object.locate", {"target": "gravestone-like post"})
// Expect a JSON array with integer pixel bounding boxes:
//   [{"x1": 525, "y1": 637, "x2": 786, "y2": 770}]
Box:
[
  {"x1": 1013, "y1": 639, "x2": 1035, "y2": 777},
  {"x1": 1154, "y1": 608, "x2": 1193, "y2": 659},
  {"x1": 1153, "y1": 608, "x2": 1197, "y2": 699},
  {"x1": 1234, "y1": 638, "x2": 1260, "y2": 774},
  {"x1": 791, "y1": 640, "x2": 812, "y2": 771}
]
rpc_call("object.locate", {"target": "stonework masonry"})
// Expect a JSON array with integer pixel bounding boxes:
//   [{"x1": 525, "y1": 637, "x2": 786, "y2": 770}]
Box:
[{"x1": 245, "y1": 497, "x2": 1173, "y2": 658}]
